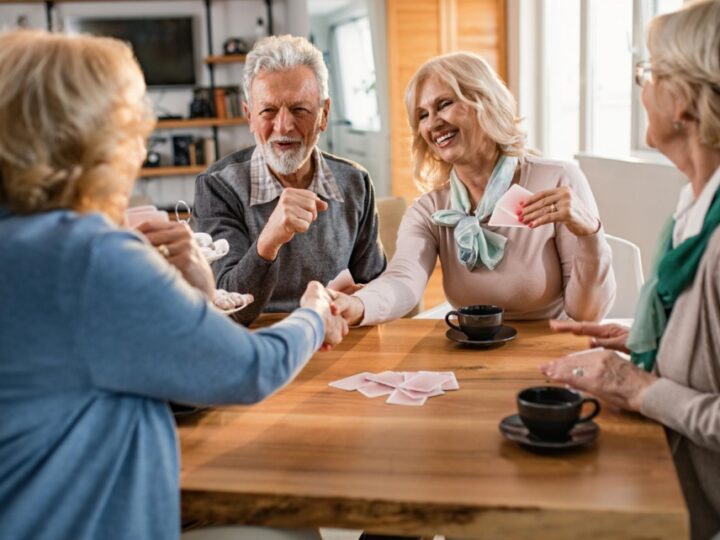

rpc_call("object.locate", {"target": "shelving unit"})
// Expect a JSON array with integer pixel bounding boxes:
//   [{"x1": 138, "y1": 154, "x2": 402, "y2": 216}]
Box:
[
  {"x1": 156, "y1": 117, "x2": 247, "y2": 129},
  {"x1": 205, "y1": 54, "x2": 247, "y2": 65},
  {"x1": 1, "y1": 0, "x2": 271, "y2": 189},
  {"x1": 140, "y1": 165, "x2": 206, "y2": 178}
]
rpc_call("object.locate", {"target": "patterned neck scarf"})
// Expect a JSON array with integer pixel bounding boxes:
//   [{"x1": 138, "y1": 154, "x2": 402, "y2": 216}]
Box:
[
  {"x1": 431, "y1": 155, "x2": 518, "y2": 270},
  {"x1": 628, "y1": 187, "x2": 720, "y2": 371}
]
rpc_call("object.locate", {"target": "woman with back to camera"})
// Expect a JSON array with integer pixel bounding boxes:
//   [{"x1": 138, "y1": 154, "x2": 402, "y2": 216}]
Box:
[
  {"x1": 0, "y1": 29, "x2": 345, "y2": 540},
  {"x1": 336, "y1": 51, "x2": 615, "y2": 327},
  {"x1": 543, "y1": 1, "x2": 720, "y2": 538}
]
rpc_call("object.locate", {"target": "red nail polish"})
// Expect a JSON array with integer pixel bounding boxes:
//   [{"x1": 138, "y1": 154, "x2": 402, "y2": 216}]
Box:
[
  {"x1": 529, "y1": 222, "x2": 534, "y2": 228},
  {"x1": 518, "y1": 216, "x2": 524, "y2": 222}
]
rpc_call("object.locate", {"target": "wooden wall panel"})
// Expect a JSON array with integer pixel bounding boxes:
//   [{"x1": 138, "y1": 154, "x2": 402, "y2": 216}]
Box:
[
  {"x1": 387, "y1": 0, "x2": 442, "y2": 202},
  {"x1": 387, "y1": 0, "x2": 506, "y2": 203},
  {"x1": 456, "y1": 0, "x2": 506, "y2": 78}
]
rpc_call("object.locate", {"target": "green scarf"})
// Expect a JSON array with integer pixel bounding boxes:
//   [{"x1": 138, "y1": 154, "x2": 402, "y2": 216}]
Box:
[{"x1": 628, "y1": 189, "x2": 720, "y2": 371}]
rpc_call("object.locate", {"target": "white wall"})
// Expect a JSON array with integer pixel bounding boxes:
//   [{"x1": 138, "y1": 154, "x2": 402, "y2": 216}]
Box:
[{"x1": 0, "y1": 0, "x2": 299, "y2": 208}]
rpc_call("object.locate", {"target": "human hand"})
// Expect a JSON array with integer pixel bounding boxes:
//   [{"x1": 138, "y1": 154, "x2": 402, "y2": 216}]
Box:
[
  {"x1": 336, "y1": 283, "x2": 365, "y2": 295},
  {"x1": 257, "y1": 188, "x2": 329, "y2": 261},
  {"x1": 137, "y1": 221, "x2": 215, "y2": 298},
  {"x1": 519, "y1": 186, "x2": 600, "y2": 236},
  {"x1": 299, "y1": 281, "x2": 349, "y2": 350},
  {"x1": 549, "y1": 319, "x2": 630, "y2": 353},
  {"x1": 330, "y1": 291, "x2": 366, "y2": 326},
  {"x1": 540, "y1": 349, "x2": 657, "y2": 412}
]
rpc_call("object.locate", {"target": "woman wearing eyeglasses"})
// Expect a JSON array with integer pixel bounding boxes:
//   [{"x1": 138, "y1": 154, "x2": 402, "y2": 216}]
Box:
[{"x1": 544, "y1": 1, "x2": 720, "y2": 538}]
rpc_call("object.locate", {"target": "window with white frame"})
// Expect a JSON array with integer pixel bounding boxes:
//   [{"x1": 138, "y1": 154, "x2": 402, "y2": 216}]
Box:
[
  {"x1": 527, "y1": 0, "x2": 685, "y2": 161},
  {"x1": 332, "y1": 16, "x2": 381, "y2": 131}
]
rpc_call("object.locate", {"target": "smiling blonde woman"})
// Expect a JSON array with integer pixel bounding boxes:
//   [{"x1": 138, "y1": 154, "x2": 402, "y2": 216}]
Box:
[{"x1": 337, "y1": 52, "x2": 616, "y2": 327}]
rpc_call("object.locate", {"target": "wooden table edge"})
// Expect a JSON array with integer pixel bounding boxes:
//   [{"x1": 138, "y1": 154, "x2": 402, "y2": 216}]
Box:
[{"x1": 181, "y1": 489, "x2": 689, "y2": 539}]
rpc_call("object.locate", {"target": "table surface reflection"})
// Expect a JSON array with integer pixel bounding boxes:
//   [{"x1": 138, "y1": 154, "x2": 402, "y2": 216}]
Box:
[{"x1": 179, "y1": 318, "x2": 688, "y2": 540}]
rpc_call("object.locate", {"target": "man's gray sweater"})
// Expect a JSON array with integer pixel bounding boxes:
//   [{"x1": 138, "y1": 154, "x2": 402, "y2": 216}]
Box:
[{"x1": 193, "y1": 146, "x2": 387, "y2": 325}]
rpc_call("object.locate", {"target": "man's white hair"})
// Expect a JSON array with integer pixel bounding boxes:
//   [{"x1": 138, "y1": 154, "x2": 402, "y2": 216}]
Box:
[{"x1": 242, "y1": 35, "x2": 329, "y2": 105}]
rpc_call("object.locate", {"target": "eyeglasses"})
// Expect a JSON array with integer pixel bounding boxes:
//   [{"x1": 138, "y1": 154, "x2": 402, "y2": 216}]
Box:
[{"x1": 635, "y1": 61, "x2": 653, "y2": 87}]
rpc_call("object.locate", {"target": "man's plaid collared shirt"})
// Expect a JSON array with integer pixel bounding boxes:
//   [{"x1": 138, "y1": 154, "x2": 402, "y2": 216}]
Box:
[{"x1": 249, "y1": 146, "x2": 345, "y2": 206}]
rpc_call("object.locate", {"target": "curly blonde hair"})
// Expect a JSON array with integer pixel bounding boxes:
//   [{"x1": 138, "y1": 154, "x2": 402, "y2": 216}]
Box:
[
  {"x1": 405, "y1": 52, "x2": 527, "y2": 193},
  {"x1": 648, "y1": 0, "x2": 720, "y2": 148},
  {"x1": 0, "y1": 30, "x2": 155, "y2": 218}
]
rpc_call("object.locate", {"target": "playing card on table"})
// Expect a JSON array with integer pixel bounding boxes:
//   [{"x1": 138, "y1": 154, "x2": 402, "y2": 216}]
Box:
[
  {"x1": 329, "y1": 372, "x2": 372, "y2": 391},
  {"x1": 366, "y1": 371, "x2": 405, "y2": 388},
  {"x1": 357, "y1": 381, "x2": 394, "y2": 398},
  {"x1": 329, "y1": 370, "x2": 459, "y2": 406},
  {"x1": 398, "y1": 386, "x2": 444, "y2": 399},
  {"x1": 387, "y1": 388, "x2": 428, "y2": 406},
  {"x1": 401, "y1": 372, "x2": 453, "y2": 393},
  {"x1": 428, "y1": 371, "x2": 460, "y2": 391}
]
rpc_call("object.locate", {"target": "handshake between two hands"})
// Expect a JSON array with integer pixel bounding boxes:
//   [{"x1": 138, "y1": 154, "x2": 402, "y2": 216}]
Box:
[{"x1": 299, "y1": 269, "x2": 366, "y2": 351}]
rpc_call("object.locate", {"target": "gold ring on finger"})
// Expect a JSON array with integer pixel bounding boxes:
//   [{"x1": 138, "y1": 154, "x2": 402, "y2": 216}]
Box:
[
  {"x1": 550, "y1": 203, "x2": 558, "y2": 213},
  {"x1": 157, "y1": 244, "x2": 170, "y2": 258}
]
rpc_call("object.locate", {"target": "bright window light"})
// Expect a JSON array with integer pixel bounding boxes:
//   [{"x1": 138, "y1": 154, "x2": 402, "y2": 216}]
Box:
[
  {"x1": 530, "y1": 0, "x2": 689, "y2": 160},
  {"x1": 334, "y1": 17, "x2": 381, "y2": 132},
  {"x1": 542, "y1": 0, "x2": 580, "y2": 162}
]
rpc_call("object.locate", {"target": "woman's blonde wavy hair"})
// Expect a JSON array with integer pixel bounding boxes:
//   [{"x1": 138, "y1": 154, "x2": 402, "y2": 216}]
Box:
[
  {"x1": 648, "y1": 0, "x2": 720, "y2": 148},
  {"x1": 405, "y1": 52, "x2": 527, "y2": 193},
  {"x1": 0, "y1": 30, "x2": 155, "y2": 218}
]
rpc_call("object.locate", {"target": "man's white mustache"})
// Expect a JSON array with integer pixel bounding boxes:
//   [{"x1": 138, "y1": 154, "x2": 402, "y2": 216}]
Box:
[{"x1": 269, "y1": 136, "x2": 303, "y2": 145}]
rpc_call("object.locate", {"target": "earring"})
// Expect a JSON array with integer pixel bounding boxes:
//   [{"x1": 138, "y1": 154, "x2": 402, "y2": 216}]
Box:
[{"x1": 672, "y1": 121, "x2": 683, "y2": 131}]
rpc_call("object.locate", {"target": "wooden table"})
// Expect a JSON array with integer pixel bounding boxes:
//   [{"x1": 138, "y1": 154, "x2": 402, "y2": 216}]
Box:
[{"x1": 178, "y1": 319, "x2": 688, "y2": 539}]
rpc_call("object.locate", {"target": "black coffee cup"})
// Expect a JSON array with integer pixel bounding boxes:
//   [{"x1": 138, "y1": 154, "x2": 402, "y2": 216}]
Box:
[
  {"x1": 445, "y1": 304, "x2": 503, "y2": 340},
  {"x1": 517, "y1": 386, "x2": 600, "y2": 441}
]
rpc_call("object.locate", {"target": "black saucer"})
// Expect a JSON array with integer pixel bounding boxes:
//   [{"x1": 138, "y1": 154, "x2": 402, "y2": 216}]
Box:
[
  {"x1": 445, "y1": 325, "x2": 517, "y2": 347},
  {"x1": 499, "y1": 413, "x2": 599, "y2": 451}
]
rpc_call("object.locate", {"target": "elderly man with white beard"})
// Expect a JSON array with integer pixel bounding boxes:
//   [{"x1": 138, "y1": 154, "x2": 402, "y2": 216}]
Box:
[{"x1": 193, "y1": 35, "x2": 386, "y2": 325}]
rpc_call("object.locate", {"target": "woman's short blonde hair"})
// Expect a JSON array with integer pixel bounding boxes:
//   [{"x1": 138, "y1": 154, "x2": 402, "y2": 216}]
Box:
[
  {"x1": 648, "y1": 0, "x2": 720, "y2": 148},
  {"x1": 405, "y1": 52, "x2": 526, "y2": 192},
  {"x1": 0, "y1": 30, "x2": 155, "y2": 215}
]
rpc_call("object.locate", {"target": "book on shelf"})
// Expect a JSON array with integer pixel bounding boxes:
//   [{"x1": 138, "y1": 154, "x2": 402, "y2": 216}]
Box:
[
  {"x1": 225, "y1": 86, "x2": 242, "y2": 118},
  {"x1": 203, "y1": 137, "x2": 217, "y2": 165},
  {"x1": 191, "y1": 85, "x2": 243, "y2": 120},
  {"x1": 214, "y1": 88, "x2": 227, "y2": 119},
  {"x1": 189, "y1": 141, "x2": 197, "y2": 166}
]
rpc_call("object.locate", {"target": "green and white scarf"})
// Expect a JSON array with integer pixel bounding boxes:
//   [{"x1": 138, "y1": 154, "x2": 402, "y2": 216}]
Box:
[
  {"x1": 431, "y1": 155, "x2": 518, "y2": 270},
  {"x1": 628, "y1": 189, "x2": 720, "y2": 371}
]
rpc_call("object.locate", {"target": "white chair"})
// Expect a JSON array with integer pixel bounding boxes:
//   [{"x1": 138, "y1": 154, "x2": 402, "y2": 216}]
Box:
[{"x1": 605, "y1": 234, "x2": 644, "y2": 319}]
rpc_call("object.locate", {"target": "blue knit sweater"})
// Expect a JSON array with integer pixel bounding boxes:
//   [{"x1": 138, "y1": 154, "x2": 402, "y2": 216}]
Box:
[{"x1": 0, "y1": 207, "x2": 323, "y2": 540}]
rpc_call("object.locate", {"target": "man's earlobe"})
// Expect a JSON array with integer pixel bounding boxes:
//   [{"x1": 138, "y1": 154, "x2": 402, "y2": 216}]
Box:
[{"x1": 320, "y1": 98, "x2": 331, "y2": 131}]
